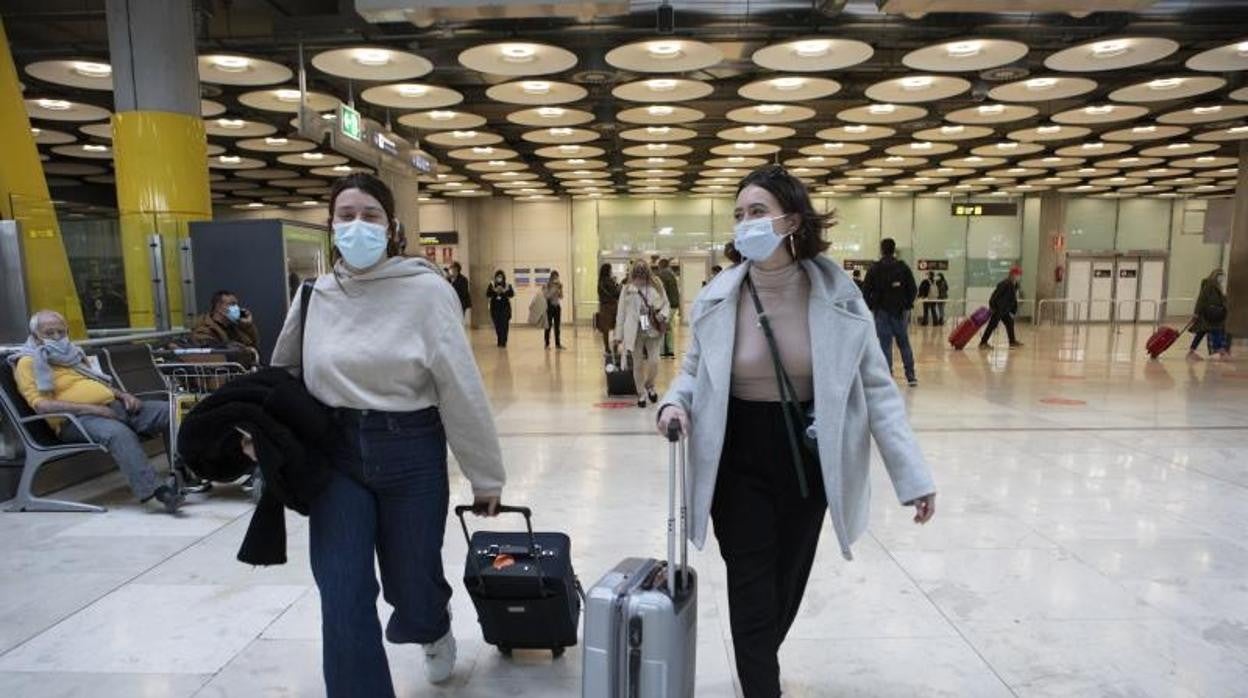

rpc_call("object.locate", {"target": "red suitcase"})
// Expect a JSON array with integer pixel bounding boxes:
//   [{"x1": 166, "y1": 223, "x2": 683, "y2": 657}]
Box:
[
  {"x1": 948, "y1": 306, "x2": 991, "y2": 350},
  {"x1": 1146, "y1": 326, "x2": 1181, "y2": 359}
]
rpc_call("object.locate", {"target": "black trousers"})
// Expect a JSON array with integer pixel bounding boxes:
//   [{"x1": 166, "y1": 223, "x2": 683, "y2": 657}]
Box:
[
  {"x1": 980, "y1": 312, "x2": 1017, "y2": 345},
  {"x1": 921, "y1": 300, "x2": 935, "y2": 325},
  {"x1": 490, "y1": 306, "x2": 510, "y2": 347},
  {"x1": 544, "y1": 305, "x2": 562, "y2": 347},
  {"x1": 712, "y1": 398, "x2": 827, "y2": 698}
]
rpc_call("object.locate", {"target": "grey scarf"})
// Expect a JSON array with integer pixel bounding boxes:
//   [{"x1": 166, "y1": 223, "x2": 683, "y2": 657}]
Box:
[{"x1": 7, "y1": 336, "x2": 114, "y2": 393}]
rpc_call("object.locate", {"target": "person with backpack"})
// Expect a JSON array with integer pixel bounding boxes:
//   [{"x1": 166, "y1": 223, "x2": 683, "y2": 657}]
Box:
[
  {"x1": 918, "y1": 272, "x2": 935, "y2": 326},
  {"x1": 934, "y1": 272, "x2": 949, "y2": 326},
  {"x1": 1189, "y1": 268, "x2": 1230, "y2": 360},
  {"x1": 862, "y1": 238, "x2": 919, "y2": 386},
  {"x1": 979, "y1": 267, "x2": 1024, "y2": 350},
  {"x1": 615, "y1": 260, "x2": 671, "y2": 408}
]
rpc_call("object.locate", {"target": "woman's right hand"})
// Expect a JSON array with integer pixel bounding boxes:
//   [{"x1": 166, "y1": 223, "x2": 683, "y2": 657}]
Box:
[{"x1": 656, "y1": 405, "x2": 689, "y2": 438}]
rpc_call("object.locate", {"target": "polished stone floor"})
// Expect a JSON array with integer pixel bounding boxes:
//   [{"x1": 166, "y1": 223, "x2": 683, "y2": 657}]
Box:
[{"x1": 1, "y1": 321, "x2": 1246, "y2": 697}]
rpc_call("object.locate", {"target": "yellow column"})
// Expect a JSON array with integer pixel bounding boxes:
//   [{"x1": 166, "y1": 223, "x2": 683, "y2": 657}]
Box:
[
  {"x1": 112, "y1": 112, "x2": 212, "y2": 328},
  {"x1": 0, "y1": 17, "x2": 86, "y2": 338}
]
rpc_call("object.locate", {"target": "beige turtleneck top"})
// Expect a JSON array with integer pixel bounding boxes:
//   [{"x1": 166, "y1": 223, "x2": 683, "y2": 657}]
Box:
[{"x1": 730, "y1": 262, "x2": 814, "y2": 402}]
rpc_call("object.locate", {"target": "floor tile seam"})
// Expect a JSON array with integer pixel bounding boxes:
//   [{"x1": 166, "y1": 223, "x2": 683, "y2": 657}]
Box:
[
  {"x1": 0, "y1": 519, "x2": 235, "y2": 664},
  {"x1": 866, "y1": 531, "x2": 1022, "y2": 698},
  {"x1": 1045, "y1": 448, "x2": 1248, "y2": 494}
]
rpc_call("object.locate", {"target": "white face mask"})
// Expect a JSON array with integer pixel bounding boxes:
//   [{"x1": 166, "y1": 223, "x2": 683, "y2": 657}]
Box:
[
  {"x1": 333, "y1": 219, "x2": 388, "y2": 270},
  {"x1": 733, "y1": 215, "x2": 790, "y2": 262}
]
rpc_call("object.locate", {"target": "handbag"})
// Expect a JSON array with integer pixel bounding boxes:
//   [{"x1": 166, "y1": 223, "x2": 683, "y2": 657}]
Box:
[
  {"x1": 639, "y1": 287, "x2": 668, "y2": 338},
  {"x1": 744, "y1": 276, "x2": 816, "y2": 499}
]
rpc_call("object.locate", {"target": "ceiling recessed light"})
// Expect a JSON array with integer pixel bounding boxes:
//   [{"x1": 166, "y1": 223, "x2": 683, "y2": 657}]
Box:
[
  {"x1": 398, "y1": 85, "x2": 429, "y2": 97},
  {"x1": 844, "y1": 125, "x2": 869, "y2": 134},
  {"x1": 900, "y1": 76, "x2": 933, "y2": 90},
  {"x1": 353, "y1": 49, "x2": 391, "y2": 66},
  {"x1": 246, "y1": 202, "x2": 266, "y2": 208},
  {"x1": 1168, "y1": 143, "x2": 1191, "y2": 149},
  {"x1": 946, "y1": 41, "x2": 983, "y2": 58},
  {"x1": 1147, "y1": 78, "x2": 1183, "y2": 90},
  {"x1": 486, "y1": 160, "x2": 507, "y2": 166},
  {"x1": 728, "y1": 156, "x2": 746, "y2": 163},
  {"x1": 911, "y1": 141, "x2": 934, "y2": 150},
  {"x1": 744, "y1": 125, "x2": 769, "y2": 134},
  {"x1": 301, "y1": 152, "x2": 324, "y2": 160},
  {"x1": 500, "y1": 43, "x2": 538, "y2": 63},
  {"x1": 569, "y1": 158, "x2": 587, "y2": 164},
  {"x1": 264, "y1": 137, "x2": 288, "y2": 145},
  {"x1": 1078, "y1": 168, "x2": 1098, "y2": 174},
  {"x1": 1230, "y1": 125, "x2": 1248, "y2": 134},
  {"x1": 1037, "y1": 125, "x2": 1062, "y2": 134},
  {"x1": 824, "y1": 142, "x2": 846, "y2": 149},
  {"x1": 451, "y1": 130, "x2": 477, "y2": 139},
  {"x1": 216, "y1": 118, "x2": 246, "y2": 129},
  {"x1": 647, "y1": 79, "x2": 678, "y2": 92},
  {"x1": 792, "y1": 40, "x2": 831, "y2": 58},
  {"x1": 29, "y1": 127, "x2": 41, "y2": 135},
  {"x1": 332, "y1": 165, "x2": 353, "y2": 172},
  {"x1": 997, "y1": 142, "x2": 1019, "y2": 149},
  {"x1": 1084, "y1": 105, "x2": 1114, "y2": 115},
  {"x1": 885, "y1": 156, "x2": 905, "y2": 163},
  {"x1": 756, "y1": 104, "x2": 785, "y2": 115},
  {"x1": 645, "y1": 143, "x2": 668, "y2": 151},
  {"x1": 1090, "y1": 40, "x2": 1129, "y2": 59},
  {"x1": 211, "y1": 56, "x2": 251, "y2": 72},
  {"x1": 965, "y1": 156, "x2": 983, "y2": 162},
  {"x1": 1026, "y1": 77, "x2": 1058, "y2": 90},
  {"x1": 771, "y1": 77, "x2": 805, "y2": 91},
  {"x1": 647, "y1": 105, "x2": 674, "y2": 116},
  {"x1": 868, "y1": 103, "x2": 897, "y2": 114},
  {"x1": 1196, "y1": 156, "x2": 1216, "y2": 162},
  {"x1": 548, "y1": 127, "x2": 574, "y2": 136},
  {"x1": 71, "y1": 61, "x2": 111, "y2": 78},
  {"x1": 536, "y1": 107, "x2": 565, "y2": 118},
  {"x1": 274, "y1": 89, "x2": 302, "y2": 102},
  {"x1": 978, "y1": 104, "x2": 1005, "y2": 115},
  {"x1": 428, "y1": 110, "x2": 456, "y2": 121},
  {"x1": 1043, "y1": 157, "x2": 1062, "y2": 163},
  {"x1": 646, "y1": 41, "x2": 682, "y2": 59},
  {"x1": 734, "y1": 142, "x2": 758, "y2": 150},
  {"x1": 1081, "y1": 142, "x2": 1105, "y2": 149},
  {"x1": 1121, "y1": 157, "x2": 1140, "y2": 163},
  {"x1": 1192, "y1": 106, "x2": 1222, "y2": 115},
  {"x1": 472, "y1": 146, "x2": 496, "y2": 154},
  {"x1": 37, "y1": 99, "x2": 72, "y2": 110},
  {"x1": 941, "y1": 125, "x2": 965, "y2": 134},
  {"x1": 218, "y1": 155, "x2": 241, "y2": 164},
  {"x1": 646, "y1": 126, "x2": 671, "y2": 135},
  {"x1": 82, "y1": 144, "x2": 108, "y2": 152},
  {"x1": 559, "y1": 145, "x2": 581, "y2": 153},
  {"x1": 1132, "y1": 125, "x2": 1157, "y2": 133}
]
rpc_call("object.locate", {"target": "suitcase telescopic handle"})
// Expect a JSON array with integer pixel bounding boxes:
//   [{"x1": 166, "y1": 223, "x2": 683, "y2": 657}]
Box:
[{"x1": 666, "y1": 424, "x2": 690, "y2": 598}]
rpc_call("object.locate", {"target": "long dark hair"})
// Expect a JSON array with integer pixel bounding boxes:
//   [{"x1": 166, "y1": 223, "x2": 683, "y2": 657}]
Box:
[
  {"x1": 598, "y1": 263, "x2": 612, "y2": 281},
  {"x1": 726, "y1": 164, "x2": 834, "y2": 264},
  {"x1": 328, "y1": 173, "x2": 403, "y2": 263}
]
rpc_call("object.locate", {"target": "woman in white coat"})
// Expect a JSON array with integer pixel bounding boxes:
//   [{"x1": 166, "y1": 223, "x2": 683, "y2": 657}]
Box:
[
  {"x1": 657, "y1": 165, "x2": 936, "y2": 697},
  {"x1": 615, "y1": 260, "x2": 671, "y2": 408}
]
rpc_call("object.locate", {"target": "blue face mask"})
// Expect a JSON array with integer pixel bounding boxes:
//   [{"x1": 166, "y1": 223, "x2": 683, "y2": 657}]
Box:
[
  {"x1": 333, "y1": 219, "x2": 389, "y2": 270},
  {"x1": 733, "y1": 215, "x2": 790, "y2": 262},
  {"x1": 225, "y1": 304, "x2": 242, "y2": 323}
]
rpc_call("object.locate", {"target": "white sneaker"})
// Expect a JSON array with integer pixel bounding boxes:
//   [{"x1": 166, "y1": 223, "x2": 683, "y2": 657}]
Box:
[{"x1": 423, "y1": 629, "x2": 456, "y2": 684}]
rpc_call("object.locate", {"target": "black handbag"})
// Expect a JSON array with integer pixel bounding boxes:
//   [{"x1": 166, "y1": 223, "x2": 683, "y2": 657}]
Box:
[{"x1": 744, "y1": 276, "x2": 817, "y2": 499}]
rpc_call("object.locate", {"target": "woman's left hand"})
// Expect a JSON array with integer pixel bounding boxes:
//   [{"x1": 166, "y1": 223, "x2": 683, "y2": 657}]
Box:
[{"x1": 910, "y1": 493, "x2": 936, "y2": 524}]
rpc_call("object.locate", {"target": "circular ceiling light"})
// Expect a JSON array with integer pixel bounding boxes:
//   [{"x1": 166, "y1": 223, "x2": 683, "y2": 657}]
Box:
[
  {"x1": 903, "y1": 38, "x2": 1028, "y2": 72},
  {"x1": 458, "y1": 42, "x2": 577, "y2": 76},
  {"x1": 752, "y1": 37, "x2": 873, "y2": 72},
  {"x1": 198, "y1": 54, "x2": 292, "y2": 85},
  {"x1": 399, "y1": 110, "x2": 487, "y2": 130},
  {"x1": 865, "y1": 75, "x2": 971, "y2": 103},
  {"x1": 606, "y1": 38, "x2": 723, "y2": 73},
  {"x1": 738, "y1": 76, "x2": 840, "y2": 102},
  {"x1": 1108, "y1": 75, "x2": 1225, "y2": 103},
  {"x1": 1186, "y1": 39, "x2": 1248, "y2": 72},
  {"x1": 486, "y1": 80, "x2": 588, "y2": 105},
  {"x1": 361, "y1": 83, "x2": 462, "y2": 110},
  {"x1": 312, "y1": 47, "x2": 433, "y2": 81},
  {"x1": 612, "y1": 78, "x2": 714, "y2": 103},
  {"x1": 1044, "y1": 37, "x2": 1179, "y2": 72},
  {"x1": 25, "y1": 98, "x2": 110, "y2": 122}
]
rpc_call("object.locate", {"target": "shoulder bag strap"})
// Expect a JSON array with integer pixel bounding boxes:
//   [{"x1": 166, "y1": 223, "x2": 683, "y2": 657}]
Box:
[
  {"x1": 298, "y1": 280, "x2": 314, "y2": 374},
  {"x1": 744, "y1": 276, "x2": 811, "y2": 498}
]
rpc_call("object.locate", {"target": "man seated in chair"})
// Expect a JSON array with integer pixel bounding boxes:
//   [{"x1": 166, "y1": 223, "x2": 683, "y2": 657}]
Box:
[
  {"x1": 191, "y1": 290, "x2": 260, "y2": 365},
  {"x1": 10, "y1": 311, "x2": 184, "y2": 513}
]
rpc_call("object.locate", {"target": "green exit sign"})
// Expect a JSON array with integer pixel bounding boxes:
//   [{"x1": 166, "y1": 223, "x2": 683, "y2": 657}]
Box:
[{"x1": 339, "y1": 104, "x2": 362, "y2": 141}]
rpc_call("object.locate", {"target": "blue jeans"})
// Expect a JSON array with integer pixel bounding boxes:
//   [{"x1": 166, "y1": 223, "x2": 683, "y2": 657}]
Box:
[
  {"x1": 310, "y1": 407, "x2": 452, "y2": 698},
  {"x1": 874, "y1": 310, "x2": 916, "y2": 382}
]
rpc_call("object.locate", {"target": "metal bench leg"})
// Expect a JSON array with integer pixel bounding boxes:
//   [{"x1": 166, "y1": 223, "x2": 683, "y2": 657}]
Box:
[{"x1": 3, "y1": 453, "x2": 107, "y2": 513}]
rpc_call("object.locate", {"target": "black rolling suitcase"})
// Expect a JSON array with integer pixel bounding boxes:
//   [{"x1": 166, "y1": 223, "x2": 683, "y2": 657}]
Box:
[
  {"x1": 605, "y1": 349, "x2": 637, "y2": 397},
  {"x1": 456, "y1": 505, "x2": 582, "y2": 657}
]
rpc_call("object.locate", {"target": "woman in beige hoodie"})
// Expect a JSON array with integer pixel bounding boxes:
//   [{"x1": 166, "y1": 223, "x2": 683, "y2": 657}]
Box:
[{"x1": 270, "y1": 174, "x2": 505, "y2": 697}]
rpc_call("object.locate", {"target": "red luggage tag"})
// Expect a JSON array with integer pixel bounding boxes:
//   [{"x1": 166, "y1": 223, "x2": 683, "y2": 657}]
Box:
[{"x1": 492, "y1": 554, "x2": 516, "y2": 570}]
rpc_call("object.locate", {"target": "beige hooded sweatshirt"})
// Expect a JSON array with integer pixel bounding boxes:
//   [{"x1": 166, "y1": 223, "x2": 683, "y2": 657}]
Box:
[{"x1": 271, "y1": 256, "x2": 505, "y2": 497}]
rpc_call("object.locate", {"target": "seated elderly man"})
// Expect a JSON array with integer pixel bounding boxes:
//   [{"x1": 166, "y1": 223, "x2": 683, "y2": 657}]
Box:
[{"x1": 10, "y1": 311, "x2": 184, "y2": 513}]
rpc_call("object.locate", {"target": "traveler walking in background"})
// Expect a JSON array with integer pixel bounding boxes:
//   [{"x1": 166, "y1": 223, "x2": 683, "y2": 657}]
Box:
[
  {"x1": 918, "y1": 272, "x2": 935, "y2": 326},
  {"x1": 1189, "y1": 268, "x2": 1231, "y2": 360},
  {"x1": 863, "y1": 238, "x2": 919, "y2": 386},
  {"x1": 851, "y1": 268, "x2": 865, "y2": 293},
  {"x1": 448, "y1": 262, "x2": 471, "y2": 319},
  {"x1": 935, "y1": 272, "x2": 949, "y2": 326},
  {"x1": 656, "y1": 258, "x2": 681, "y2": 358},
  {"x1": 657, "y1": 165, "x2": 936, "y2": 698},
  {"x1": 980, "y1": 266, "x2": 1024, "y2": 350},
  {"x1": 270, "y1": 174, "x2": 506, "y2": 697},
  {"x1": 486, "y1": 270, "x2": 515, "y2": 348},
  {"x1": 616, "y1": 261, "x2": 671, "y2": 408},
  {"x1": 543, "y1": 270, "x2": 565, "y2": 350},
  {"x1": 597, "y1": 263, "x2": 621, "y2": 356}
]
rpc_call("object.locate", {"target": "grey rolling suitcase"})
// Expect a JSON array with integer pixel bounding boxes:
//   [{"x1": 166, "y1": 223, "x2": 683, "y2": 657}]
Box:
[{"x1": 583, "y1": 423, "x2": 697, "y2": 698}]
